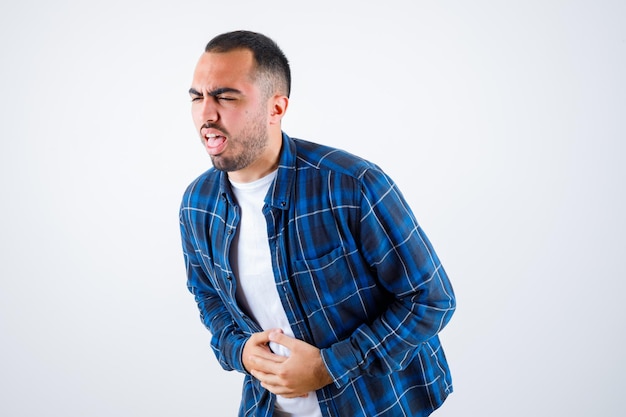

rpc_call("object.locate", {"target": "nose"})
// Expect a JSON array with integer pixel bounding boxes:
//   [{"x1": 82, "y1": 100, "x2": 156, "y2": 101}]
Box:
[{"x1": 198, "y1": 96, "x2": 218, "y2": 124}]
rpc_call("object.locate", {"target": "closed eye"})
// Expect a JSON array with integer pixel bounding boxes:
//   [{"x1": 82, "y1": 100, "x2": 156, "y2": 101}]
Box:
[
  {"x1": 189, "y1": 87, "x2": 203, "y2": 102},
  {"x1": 188, "y1": 87, "x2": 241, "y2": 102}
]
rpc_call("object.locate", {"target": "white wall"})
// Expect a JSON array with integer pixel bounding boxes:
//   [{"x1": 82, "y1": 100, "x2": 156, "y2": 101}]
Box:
[{"x1": 1, "y1": 1, "x2": 624, "y2": 416}]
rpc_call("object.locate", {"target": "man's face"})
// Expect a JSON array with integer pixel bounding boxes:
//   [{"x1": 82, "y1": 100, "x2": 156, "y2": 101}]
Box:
[{"x1": 189, "y1": 49, "x2": 270, "y2": 173}]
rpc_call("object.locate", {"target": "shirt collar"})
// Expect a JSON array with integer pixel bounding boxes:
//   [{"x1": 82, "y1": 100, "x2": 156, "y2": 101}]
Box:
[
  {"x1": 266, "y1": 131, "x2": 296, "y2": 210},
  {"x1": 216, "y1": 131, "x2": 295, "y2": 210}
]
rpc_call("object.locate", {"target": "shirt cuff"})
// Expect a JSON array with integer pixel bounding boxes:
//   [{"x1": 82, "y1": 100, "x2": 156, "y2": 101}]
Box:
[{"x1": 320, "y1": 338, "x2": 362, "y2": 388}]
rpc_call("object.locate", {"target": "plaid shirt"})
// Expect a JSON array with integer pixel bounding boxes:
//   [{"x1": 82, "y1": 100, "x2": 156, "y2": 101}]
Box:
[{"x1": 180, "y1": 133, "x2": 456, "y2": 417}]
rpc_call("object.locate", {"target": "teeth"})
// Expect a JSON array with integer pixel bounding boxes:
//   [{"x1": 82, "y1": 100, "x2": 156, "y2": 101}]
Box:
[{"x1": 206, "y1": 133, "x2": 217, "y2": 138}]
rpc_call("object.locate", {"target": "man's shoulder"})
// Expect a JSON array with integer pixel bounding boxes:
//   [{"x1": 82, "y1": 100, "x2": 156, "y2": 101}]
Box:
[{"x1": 292, "y1": 137, "x2": 378, "y2": 179}]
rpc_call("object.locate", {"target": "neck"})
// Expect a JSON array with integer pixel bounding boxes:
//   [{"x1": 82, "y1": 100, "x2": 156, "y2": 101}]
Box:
[{"x1": 227, "y1": 131, "x2": 282, "y2": 183}]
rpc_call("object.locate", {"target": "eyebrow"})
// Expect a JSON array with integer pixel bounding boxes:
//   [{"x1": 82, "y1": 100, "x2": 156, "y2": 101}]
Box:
[{"x1": 188, "y1": 87, "x2": 242, "y2": 97}]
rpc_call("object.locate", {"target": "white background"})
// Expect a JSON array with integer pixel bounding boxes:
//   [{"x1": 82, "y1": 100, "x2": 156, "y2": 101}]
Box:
[{"x1": 1, "y1": 1, "x2": 624, "y2": 416}]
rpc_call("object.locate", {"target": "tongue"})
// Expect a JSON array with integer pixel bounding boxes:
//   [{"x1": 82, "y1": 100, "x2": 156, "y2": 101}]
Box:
[{"x1": 206, "y1": 136, "x2": 226, "y2": 155}]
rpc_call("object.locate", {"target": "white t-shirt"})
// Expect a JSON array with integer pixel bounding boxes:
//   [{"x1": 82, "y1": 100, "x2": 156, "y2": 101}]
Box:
[{"x1": 230, "y1": 172, "x2": 322, "y2": 417}]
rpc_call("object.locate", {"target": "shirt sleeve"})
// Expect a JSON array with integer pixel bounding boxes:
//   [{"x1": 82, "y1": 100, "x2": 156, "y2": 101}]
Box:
[
  {"x1": 320, "y1": 168, "x2": 456, "y2": 387},
  {"x1": 180, "y1": 212, "x2": 248, "y2": 374}
]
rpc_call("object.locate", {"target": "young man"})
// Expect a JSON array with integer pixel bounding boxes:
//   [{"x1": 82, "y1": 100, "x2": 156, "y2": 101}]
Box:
[{"x1": 180, "y1": 30, "x2": 456, "y2": 417}]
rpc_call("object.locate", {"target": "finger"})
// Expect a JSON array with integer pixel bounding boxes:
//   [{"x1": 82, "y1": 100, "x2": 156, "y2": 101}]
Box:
[
  {"x1": 246, "y1": 351, "x2": 276, "y2": 367},
  {"x1": 250, "y1": 369, "x2": 284, "y2": 392},
  {"x1": 258, "y1": 379, "x2": 309, "y2": 399},
  {"x1": 244, "y1": 350, "x2": 283, "y2": 375},
  {"x1": 268, "y1": 329, "x2": 297, "y2": 349},
  {"x1": 256, "y1": 377, "x2": 302, "y2": 398},
  {"x1": 270, "y1": 388, "x2": 309, "y2": 399},
  {"x1": 249, "y1": 352, "x2": 287, "y2": 374},
  {"x1": 252, "y1": 367, "x2": 310, "y2": 399},
  {"x1": 250, "y1": 329, "x2": 276, "y2": 345}
]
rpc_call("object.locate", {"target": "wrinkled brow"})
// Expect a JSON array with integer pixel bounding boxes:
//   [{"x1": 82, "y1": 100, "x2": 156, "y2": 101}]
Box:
[{"x1": 188, "y1": 87, "x2": 242, "y2": 97}]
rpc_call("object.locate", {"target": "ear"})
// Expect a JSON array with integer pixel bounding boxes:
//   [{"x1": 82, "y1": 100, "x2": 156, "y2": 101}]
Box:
[{"x1": 268, "y1": 95, "x2": 289, "y2": 125}]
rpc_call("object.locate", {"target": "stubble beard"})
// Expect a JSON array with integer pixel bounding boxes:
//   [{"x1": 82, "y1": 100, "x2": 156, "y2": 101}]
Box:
[{"x1": 211, "y1": 111, "x2": 269, "y2": 173}]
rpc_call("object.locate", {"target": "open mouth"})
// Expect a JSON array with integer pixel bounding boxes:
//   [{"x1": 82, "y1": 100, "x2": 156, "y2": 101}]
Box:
[{"x1": 204, "y1": 132, "x2": 227, "y2": 156}]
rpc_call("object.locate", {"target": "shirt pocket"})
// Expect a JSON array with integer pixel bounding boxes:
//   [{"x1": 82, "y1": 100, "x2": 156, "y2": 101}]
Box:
[{"x1": 291, "y1": 245, "x2": 386, "y2": 346}]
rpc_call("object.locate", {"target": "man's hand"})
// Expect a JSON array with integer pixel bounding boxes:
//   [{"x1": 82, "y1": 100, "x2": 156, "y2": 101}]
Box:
[
  {"x1": 243, "y1": 329, "x2": 333, "y2": 398},
  {"x1": 242, "y1": 330, "x2": 277, "y2": 374}
]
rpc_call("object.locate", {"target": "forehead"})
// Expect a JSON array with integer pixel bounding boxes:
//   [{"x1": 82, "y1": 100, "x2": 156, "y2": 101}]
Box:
[{"x1": 191, "y1": 49, "x2": 257, "y2": 90}]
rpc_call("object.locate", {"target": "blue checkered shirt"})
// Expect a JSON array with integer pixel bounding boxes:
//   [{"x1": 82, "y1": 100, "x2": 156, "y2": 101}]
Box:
[{"x1": 180, "y1": 133, "x2": 456, "y2": 417}]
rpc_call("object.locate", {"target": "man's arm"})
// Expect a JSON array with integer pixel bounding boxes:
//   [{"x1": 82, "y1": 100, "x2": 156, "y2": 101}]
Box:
[
  {"x1": 319, "y1": 168, "x2": 456, "y2": 387},
  {"x1": 180, "y1": 215, "x2": 249, "y2": 373}
]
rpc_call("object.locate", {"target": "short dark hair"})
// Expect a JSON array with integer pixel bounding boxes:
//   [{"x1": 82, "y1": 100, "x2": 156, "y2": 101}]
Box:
[{"x1": 205, "y1": 30, "x2": 291, "y2": 98}]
